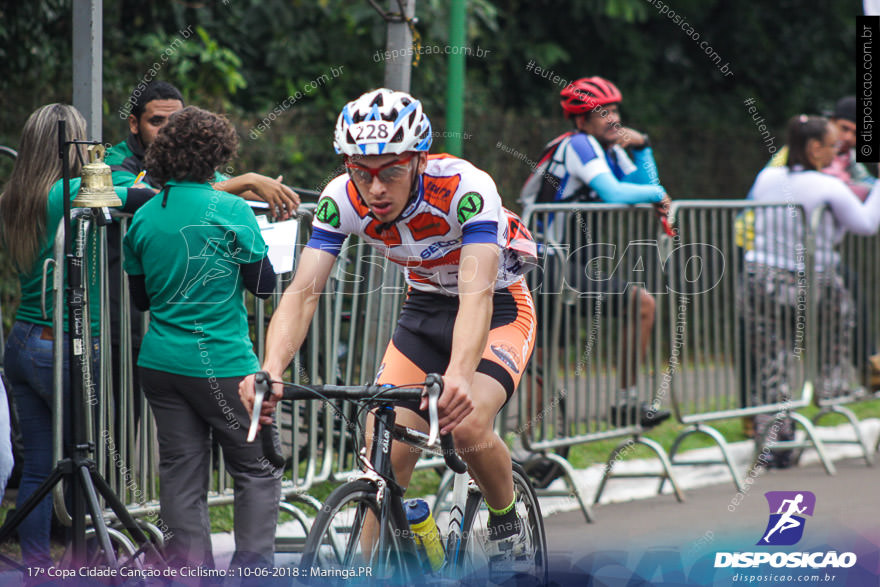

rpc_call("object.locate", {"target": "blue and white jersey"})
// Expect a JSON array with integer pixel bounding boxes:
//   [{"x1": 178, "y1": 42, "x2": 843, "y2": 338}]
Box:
[{"x1": 546, "y1": 133, "x2": 638, "y2": 202}]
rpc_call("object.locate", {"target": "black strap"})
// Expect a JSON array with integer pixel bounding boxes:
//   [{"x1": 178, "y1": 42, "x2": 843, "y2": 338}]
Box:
[{"x1": 160, "y1": 185, "x2": 171, "y2": 208}]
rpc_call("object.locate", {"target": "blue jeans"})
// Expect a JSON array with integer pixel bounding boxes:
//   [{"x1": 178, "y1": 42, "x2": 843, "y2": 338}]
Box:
[
  {"x1": 0, "y1": 375, "x2": 14, "y2": 503},
  {"x1": 4, "y1": 321, "x2": 97, "y2": 567}
]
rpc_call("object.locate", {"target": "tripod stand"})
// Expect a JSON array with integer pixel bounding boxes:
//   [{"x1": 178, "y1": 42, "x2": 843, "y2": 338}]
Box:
[{"x1": 0, "y1": 121, "x2": 165, "y2": 573}]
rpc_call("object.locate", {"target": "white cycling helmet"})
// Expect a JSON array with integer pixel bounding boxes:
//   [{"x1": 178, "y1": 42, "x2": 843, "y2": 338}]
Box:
[{"x1": 333, "y1": 88, "x2": 433, "y2": 156}]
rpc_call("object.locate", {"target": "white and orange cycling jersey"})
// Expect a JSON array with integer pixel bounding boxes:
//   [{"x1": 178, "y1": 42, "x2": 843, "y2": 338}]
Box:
[{"x1": 308, "y1": 154, "x2": 537, "y2": 296}]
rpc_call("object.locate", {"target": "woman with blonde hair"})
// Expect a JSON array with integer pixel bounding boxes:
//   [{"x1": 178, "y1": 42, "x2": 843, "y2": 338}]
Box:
[{"x1": 0, "y1": 104, "x2": 148, "y2": 567}]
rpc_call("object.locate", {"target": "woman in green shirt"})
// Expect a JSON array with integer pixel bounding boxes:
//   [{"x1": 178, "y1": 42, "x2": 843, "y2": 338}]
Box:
[
  {"x1": 122, "y1": 106, "x2": 280, "y2": 571},
  {"x1": 0, "y1": 104, "x2": 145, "y2": 568}
]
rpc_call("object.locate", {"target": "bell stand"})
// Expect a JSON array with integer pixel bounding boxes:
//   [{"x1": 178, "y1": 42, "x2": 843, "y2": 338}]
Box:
[{"x1": 0, "y1": 120, "x2": 165, "y2": 574}]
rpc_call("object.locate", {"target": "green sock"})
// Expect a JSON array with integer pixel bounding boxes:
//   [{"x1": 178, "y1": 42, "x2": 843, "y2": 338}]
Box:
[{"x1": 487, "y1": 496, "x2": 520, "y2": 540}]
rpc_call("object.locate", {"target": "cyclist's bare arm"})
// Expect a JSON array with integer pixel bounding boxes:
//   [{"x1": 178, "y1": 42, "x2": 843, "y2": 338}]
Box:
[
  {"x1": 426, "y1": 242, "x2": 500, "y2": 434},
  {"x1": 239, "y1": 246, "x2": 337, "y2": 420}
]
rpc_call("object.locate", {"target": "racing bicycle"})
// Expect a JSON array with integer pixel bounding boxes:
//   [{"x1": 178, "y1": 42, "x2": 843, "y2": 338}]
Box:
[{"x1": 248, "y1": 371, "x2": 548, "y2": 583}]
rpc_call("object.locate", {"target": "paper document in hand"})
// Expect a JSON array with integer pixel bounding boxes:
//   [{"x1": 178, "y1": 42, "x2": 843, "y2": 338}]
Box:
[{"x1": 258, "y1": 216, "x2": 299, "y2": 273}]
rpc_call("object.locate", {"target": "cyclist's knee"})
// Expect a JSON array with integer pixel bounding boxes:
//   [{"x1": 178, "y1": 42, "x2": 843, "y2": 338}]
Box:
[{"x1": 451, "y1": 419, "x2": 495, "y2": 452}]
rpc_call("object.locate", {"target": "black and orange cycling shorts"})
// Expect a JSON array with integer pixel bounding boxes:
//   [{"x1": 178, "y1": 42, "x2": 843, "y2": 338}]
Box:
[{"x1": 375, "y1": 277, "x2": 536, "y2": 416}]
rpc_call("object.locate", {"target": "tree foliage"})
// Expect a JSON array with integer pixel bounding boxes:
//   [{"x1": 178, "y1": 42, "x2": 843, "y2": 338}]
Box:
[{"x1": 0, "y1": 0, "x2": 863, "y2": 201}]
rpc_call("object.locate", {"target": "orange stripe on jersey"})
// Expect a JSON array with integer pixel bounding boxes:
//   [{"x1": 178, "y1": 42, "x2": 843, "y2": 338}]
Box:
[
  {"x1": 405, "y1": 271, "x2": 435, "y2": 284},
  {"x1": 364, "y1": 220, "x2": 402, "y2": 247},
  {"x1": 345, "y1": 181, "x2": 371, "y2": 218},
  {"x1": 407, "y1": 249, "x2": 460, "y2": 270},
  {"x1": 407, "y1": 212, "x2": 451, "y2": 241},
  {"x1": 421, "y1": 173, "x2": 460, "y2": 214}
]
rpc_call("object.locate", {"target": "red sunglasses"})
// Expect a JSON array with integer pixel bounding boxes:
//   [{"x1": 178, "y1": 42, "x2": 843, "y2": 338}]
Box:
[{"x1": 345, "y1": 154, "x2": 416, "y2": 184}]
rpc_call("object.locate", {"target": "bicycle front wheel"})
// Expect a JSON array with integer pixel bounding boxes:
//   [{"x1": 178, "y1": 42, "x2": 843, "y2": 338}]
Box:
[
  {"x1": 458, "y1": 462, "x2": 549, "y2": 583},
  {"x1": 300, "y1": 480, "x2": 416, "y2": 581}
]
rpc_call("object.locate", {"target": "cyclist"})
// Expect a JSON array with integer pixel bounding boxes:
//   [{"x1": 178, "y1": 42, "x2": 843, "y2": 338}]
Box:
[
  {"x1": 525, "y1": 76, "x2": 671, "y2": 427},
  {"x1": 240, "y1": 88, "x2": 538, "y2": 577}
]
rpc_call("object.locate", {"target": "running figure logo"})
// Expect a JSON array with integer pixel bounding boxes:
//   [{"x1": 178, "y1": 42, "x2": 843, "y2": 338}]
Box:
[
  {"x1": 169, "y1": 225, "x2": 256, "y2": 304},
  {"x1": 758, "y1": 491, "x2": 816, "y2": 546}
]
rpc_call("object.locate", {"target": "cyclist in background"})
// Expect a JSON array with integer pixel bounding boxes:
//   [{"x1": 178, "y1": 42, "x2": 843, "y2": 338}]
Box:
[
  {"x1": 240, "y1": 88, "x2": 538, "y2": 577},
  {"x1": 525, "y1": 76, "x2": 671, "y2": 427}
]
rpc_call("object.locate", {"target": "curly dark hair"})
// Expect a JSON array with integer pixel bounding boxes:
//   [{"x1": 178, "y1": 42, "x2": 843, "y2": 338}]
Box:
[{"x1": 145, "y1": 106, "x2": 238, "y2": 186}]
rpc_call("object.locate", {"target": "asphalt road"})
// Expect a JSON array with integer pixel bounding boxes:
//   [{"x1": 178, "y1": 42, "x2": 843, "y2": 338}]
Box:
[{"x1": 541, "y1": 457, "x2": 880, "y2": 586}]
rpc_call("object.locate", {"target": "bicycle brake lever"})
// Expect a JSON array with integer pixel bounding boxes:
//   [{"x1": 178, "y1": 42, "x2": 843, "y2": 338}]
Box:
[
  {"x1": 425, "y1": 373, "x2": 443, "y2": 447},
  {"x1": 247, "y1": 371, "x2": 270, "y2": 443}
]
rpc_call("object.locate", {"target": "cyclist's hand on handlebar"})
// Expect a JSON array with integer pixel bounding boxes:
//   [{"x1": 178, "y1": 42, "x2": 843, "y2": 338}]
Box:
[
  {"x1": 420, "y1": 374, "x2": 473, "y2": 435},
  {"x1": 238, "y1": 372, "x2": 282, "y2": 427}
]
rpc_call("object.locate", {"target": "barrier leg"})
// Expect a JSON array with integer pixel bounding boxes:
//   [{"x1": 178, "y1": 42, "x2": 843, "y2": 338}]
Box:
[
  {"x1": 275, "y1": 501, "x2": 316, "y2": 553},
  {"x1": 812, "y1": 405, "x2": 874, "y2": 466},
  {"x1": 595, "y1": 436, "x2": 685, "y2": 505},
  {"x1": 660, "y1": 424, "x2": 744, "y2": 493},
  {"x1": 787, "y1": 412, "x2": 837, "y2": 475},
  {"x1": 540, "y1": 452, "x2": 593, "y2": 523}
]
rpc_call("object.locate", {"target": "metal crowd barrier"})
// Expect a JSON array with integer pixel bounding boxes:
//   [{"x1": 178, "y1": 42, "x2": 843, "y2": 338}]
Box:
[
  {"x1": 43, "y1": 196, "x2": 880, "y2": 547},
  {"x1": 55, "y1": 199, "x2": 419, "y2": 552},
  {"x1": 661, "y1": 201, "x2": 860, "y2": 491},
  {"x1": 805, "y1": 205, "x2": 880, "y2": 463},
  {"x1": 516, "y1": 203, "x2": 685, "y2": 521}
]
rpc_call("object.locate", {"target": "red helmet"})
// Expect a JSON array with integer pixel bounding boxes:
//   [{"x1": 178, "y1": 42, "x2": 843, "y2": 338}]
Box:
[{"x1": 560, "y1": 77, "x2": 622, "y2": 117}]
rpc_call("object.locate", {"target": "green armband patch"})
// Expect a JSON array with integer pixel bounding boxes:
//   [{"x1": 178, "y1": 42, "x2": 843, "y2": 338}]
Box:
[
  {"x1": 457, "y1": 192, "x2": 484, "y2": 224},
  {"x1": 316, "y1": 197, "x2": 341, "y2": 228}
]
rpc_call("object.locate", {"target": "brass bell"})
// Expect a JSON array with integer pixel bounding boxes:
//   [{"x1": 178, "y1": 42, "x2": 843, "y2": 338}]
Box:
[{"x1": 73, "y1": 144, "x2": 122, "y2": 208}]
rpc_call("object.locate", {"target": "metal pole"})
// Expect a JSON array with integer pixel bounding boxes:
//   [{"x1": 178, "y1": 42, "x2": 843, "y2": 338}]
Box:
[
  {"x1": 445, "y1": 0, "x2": 466, "y2": 156},
  {"x1": 72, "y1": 0, "x2": 103, "y2": 141},
  {"x1": 383, "y1": 0, "x2": 415, "y2": 91},
  {"x1": 360, "y1": 0, "x2": 417, "y2": 372}
]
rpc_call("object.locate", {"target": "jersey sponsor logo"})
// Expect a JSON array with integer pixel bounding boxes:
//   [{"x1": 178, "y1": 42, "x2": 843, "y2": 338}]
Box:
[
  {"x1": 422, "y1": 173, "x2": 461, "y2": 214},
  {"x1": 407, "y1": 212, "x2": 451, "y2": 241},
  {"x1": 490, "y1": 342, "x2": 520, "y2": 374},
  {"x1": 316, "y1": 197, "x2": 341, "y2": 228},
  {"x1": 419, "y1": 239, "x2": 459, "y2": 259},
  {"x1": 457, "y1": 192, "x2": 484, "y2": 224},
  {"x1": 364, "y1": 220, "x2": 402, "y2": 247}
]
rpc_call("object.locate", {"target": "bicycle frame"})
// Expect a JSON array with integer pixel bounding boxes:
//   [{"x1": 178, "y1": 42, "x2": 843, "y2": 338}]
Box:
[
  {"x1": 249, "y1": 373, "x2": 472, "y2": 576},
  {"x1": 364, "y1": 404, "x2": 420, "y2": 575}
]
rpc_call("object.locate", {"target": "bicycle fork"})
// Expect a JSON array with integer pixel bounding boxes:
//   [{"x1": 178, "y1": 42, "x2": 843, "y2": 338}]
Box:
[{"x1": 444, "y1": 472, "x2": 480, "y2": 571}]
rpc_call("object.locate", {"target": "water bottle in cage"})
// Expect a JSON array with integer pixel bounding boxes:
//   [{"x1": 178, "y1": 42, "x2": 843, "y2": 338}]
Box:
[{"x1": 404, "y1": 498, "x2": 446, "y2": 572}]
